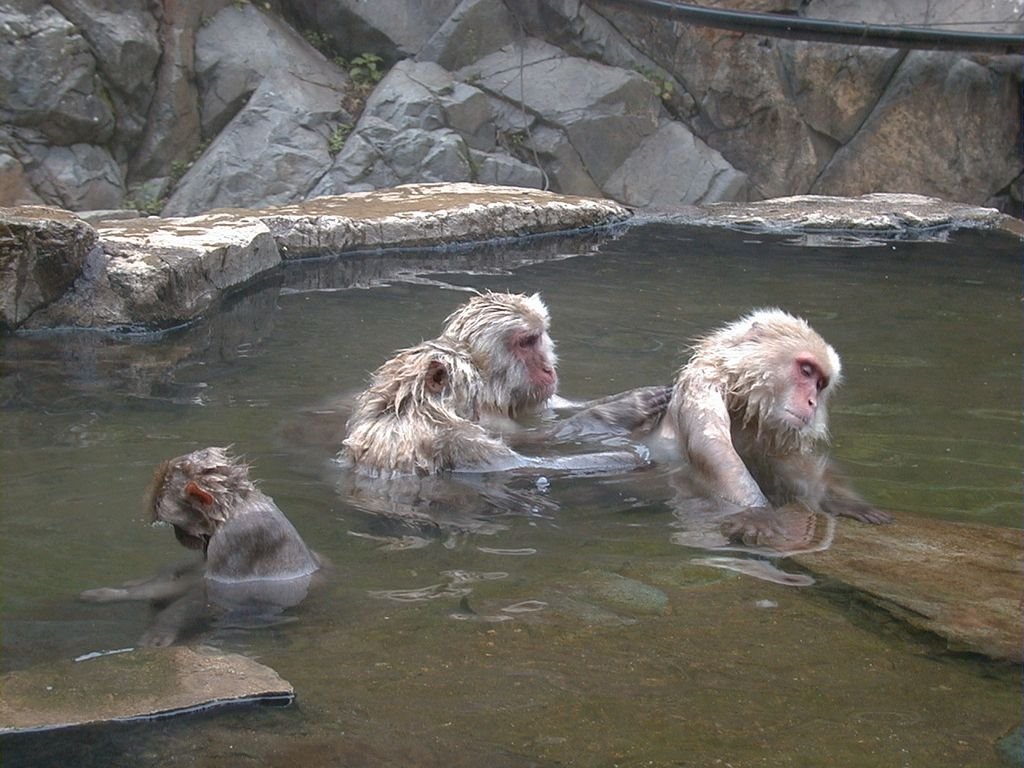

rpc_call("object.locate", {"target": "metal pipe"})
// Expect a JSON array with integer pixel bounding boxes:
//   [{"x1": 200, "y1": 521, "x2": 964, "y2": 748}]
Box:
[{"x1": 590, "y1": 0, "x2": 1024, "y2": 54}]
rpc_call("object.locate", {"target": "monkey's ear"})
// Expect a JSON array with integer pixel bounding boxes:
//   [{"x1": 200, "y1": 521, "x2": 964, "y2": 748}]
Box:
[
  {"x1": 425, "y1": 359, "x2": 449, "y2": 394},
  {"x1": 185, "y1": 481, "x2": 215, "y2": 506}
]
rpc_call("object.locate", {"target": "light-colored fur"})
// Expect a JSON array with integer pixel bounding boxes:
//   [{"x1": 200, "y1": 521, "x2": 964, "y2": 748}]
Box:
[
  {"x1": 672, "y1": 308, "x2": 841, "y2": 456},
  {"x1": 440, "y1": 291, "x2": 557, "y2": 417},
  {"x1": 341, "y1": 338, "x2": 514, "y2": 477}
]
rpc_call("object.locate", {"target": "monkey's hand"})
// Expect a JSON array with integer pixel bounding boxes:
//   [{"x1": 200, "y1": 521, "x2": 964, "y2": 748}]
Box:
[
  {"x1": 561, "y1": 385, "x2": 672, "y2": 437},
  {"x1": 721, "y1": 504, "x2": 832, "y2": 553},
  {"x1": 80, "y1": 587, "x2": 133, "y2": 603}
]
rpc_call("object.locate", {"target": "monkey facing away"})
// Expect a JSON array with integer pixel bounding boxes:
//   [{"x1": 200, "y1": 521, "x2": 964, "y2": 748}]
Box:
[
  {"x1": 81, "y1": 447, "x2": 321, "y2": 646},
  {"x1": 656, "y1": 308, "x2": 892, "y2": 526}
]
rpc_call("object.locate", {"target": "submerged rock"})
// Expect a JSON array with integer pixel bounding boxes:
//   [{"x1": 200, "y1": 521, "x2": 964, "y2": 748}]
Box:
[
  {"x1": 0, "y1": 646, "x2": 293, "y2": 735},
  {"x1": 793, "y1": 513, "x2": 1023, "y2": 662}
]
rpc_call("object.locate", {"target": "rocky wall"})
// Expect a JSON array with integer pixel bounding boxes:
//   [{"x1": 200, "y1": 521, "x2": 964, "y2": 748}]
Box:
[{"x1": 0, "y1": 0, "x2": 1021, "y2": 217}]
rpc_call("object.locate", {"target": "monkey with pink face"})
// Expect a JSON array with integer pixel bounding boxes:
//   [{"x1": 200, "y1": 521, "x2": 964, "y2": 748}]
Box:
[
  {"x1": 655, "y1": 307, "x2": 892, "y2": 531},
  {"x1": 340, "y1": 291, "x2": 669, "y2": 478}
]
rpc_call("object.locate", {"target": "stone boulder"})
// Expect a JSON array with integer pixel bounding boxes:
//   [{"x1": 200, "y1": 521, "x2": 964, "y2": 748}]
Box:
[
  {"x1": 0, "y1": 4, "x2": 115, "y2": 147},
  {"x1": 161, "y1": 4, "x2": 353, "y2": 217},
  {"x1": 794, "y1": 513, "x2": 1023, "y2": 662},
  {"x1": 23, "y1": 214, "x2": 280, "y2": 331},
  {"x1": 311, "y1": 60, "x2": 544, "y2": 195},
  {"x1": 0, "y1": 206, "x2": 97, "y2": 331},
  {"x1": 0, "y1": 646, "x2": 292, "y2": 734},
  {"x1": 7, "y1": 183, "x2": 631, "y2": 331},
  {"x1": 811, "y1": 51, "x2": 1022, "y2": 206},
  {"x1": 315, "y1": 43, "x2": 746, "y2": 207},
  {"x1": 280, "y1": 0, "x2": 460, "y2": 61}
]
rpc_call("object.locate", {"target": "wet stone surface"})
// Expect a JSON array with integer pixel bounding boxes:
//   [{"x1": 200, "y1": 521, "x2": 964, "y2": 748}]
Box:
[{"x1": 0, "y1": 647, "x2": 293, "y2": 734}]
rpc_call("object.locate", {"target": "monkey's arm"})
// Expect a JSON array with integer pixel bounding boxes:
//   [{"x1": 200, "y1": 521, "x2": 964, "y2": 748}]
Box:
[
  {"x1": 557, "y1": 385, "x2": 672, "y2": 436},
  {"x1": 80, "y1": 560, "x2": 203, "y2": 604},
  {"x1": 675, "y1": 390, "x2": 769, "y2": 508},
  {"x1": 519, "y1": 386, "x2": 672, "y2": 444}
]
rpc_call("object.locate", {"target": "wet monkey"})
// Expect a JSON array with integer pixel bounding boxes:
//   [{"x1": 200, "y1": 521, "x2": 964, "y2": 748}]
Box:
[
  {"x1": 340, "y1": 337, "x2": 653, "y2": 477},
  {"x1": 439, "y1": 291, "x2": 671, "y2": 437},
  {"x1": 81, "y1": 447, "x2": 321, "y2": 646},
  {"x1": 657, "y1": 308, "x2": 891, "y2": 525}
]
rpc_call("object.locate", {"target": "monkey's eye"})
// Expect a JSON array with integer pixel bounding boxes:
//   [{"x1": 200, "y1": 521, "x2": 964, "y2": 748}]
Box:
[
  {"x1": 799, "y1": 362, "x2": 815, "y2": 378},
  {"x1": 817, "y1": 377, "x2": 828, "y2": 392},
  {"x1": 518, "y1": 333, "x2": 540, "y2": 349}
]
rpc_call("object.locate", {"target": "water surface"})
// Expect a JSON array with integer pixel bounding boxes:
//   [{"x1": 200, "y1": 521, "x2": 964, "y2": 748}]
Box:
[{"x1": 1, "y1": 223, "x2": 1019, "y2": 766}]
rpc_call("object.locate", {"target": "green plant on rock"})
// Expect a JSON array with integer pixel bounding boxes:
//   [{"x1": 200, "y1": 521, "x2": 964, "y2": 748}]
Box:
[
  {"x1": 303, "y1": 29, "x2": 333, "y2": 54},
  {"x1": 328, "y1": 123, "x2": 352, "y2": 156},
  {"x1": 346, "y1": 53, "x2": 384, "y2": 86},
  {"x1": 637, "y1": 66, "x2": 674, "y2": 102}
]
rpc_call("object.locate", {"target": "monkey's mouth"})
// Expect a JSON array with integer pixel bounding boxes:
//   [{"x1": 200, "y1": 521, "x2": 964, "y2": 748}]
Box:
[{"x1": 782, "y1": 408, "x2": 811, "y2": 428}]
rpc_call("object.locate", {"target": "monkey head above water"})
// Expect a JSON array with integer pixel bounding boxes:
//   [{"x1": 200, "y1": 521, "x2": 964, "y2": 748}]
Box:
[
  {"x1": 341, "y1": 338, "x2": 512, "y2": 477},
  {"x1": 658, "y1": 308, "x2": 892, "y2": 525},
  {"x1": 81, "y1": 447, "x2": 321, "y2": 646},
  {"x1": 147, "y1": 447, "x2": 321, "y2": 578},
  {"x1": 341, "y1": 336, "x2": 655, "y2": 477},
  {"x1": 439, "y1": 291, "x2": 558, "y2": 419}
]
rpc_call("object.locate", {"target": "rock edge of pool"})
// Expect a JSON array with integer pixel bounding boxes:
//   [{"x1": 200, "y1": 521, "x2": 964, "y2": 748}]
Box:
[{"x1": 2, "y1": 182, "x2": 1020, "y2": 334}]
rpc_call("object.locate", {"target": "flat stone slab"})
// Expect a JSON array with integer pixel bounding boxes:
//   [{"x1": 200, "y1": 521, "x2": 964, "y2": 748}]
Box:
[
  {"x1": 9, "y1": 182, "x2": 631, "y2": 331},
  {"x1": 0, "y1": 646, "x2": 293, "y2": 734},
  {"x1": 672, "y1": 192, "x2": 1024, "y2": 237},
  {"x1": 793, "y1": 514, "x2": 1023, "y2": 662}
]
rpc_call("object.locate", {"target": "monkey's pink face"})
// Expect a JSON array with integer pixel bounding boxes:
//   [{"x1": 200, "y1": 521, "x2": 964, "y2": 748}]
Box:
[
  {"x1": 510, "y1": 328, "x2": 558, "y2": 403},
  {"x1": 780, "y1": 353, "x2": 830, "y2": 430}
]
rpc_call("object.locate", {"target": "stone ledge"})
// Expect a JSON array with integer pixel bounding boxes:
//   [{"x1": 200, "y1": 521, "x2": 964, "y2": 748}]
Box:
[
  {"x1": 667, "y1": 192, "x2": 1024, "y2": 237},
  {"x1": 4, "y1": 183, "x2": 631, "y2": 332},
  {"x1": 0, "y1": 646, "x2": 293, "y2": 735},
  {"x1": 3, "y1": 187, "x2": 1020, "y2": 333}
]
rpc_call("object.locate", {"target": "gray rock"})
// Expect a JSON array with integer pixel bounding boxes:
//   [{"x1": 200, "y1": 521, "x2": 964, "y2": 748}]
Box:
[
  {"x1": 812, "y1": 52, "x2": 1022, "y2": 205},
  {"x1": 417, "y1": 0, "x2": 521, "y2": 71},
  {"x1": 265, "y1": 182, "x2": 631, "y2": 259},
  {"x1": 0, "y1": 206, "x2": 96, "y2": 330},
  {"x1": 0, "y1": 646, "x2": 292, "y2": 734},
  {"x1": 45, "y1": 0, "x2": 160, "y2": 151},
  {"x1": 603, "y1": 121, "x2": 749, "y2": 206},
  {"x1": 0, "y1": 142, "x2": 46, "y2": 207},
  {"x1": 674, "y1": 192, "x2": 1021, "y2": 235},
  {"x1": 25, "y1": 142, "x2": 125, "y2": 212},
  {"x1": 805, "y1": 0, "x2": 1024, "y2": 33},
  {"x1": 0, "y1": 3, "x2": 114, "y2": 146},
  {"x1": 281, "y1": 0, "x2": 460, "y2": 59},
  {"x1": 464, "y1": 40, "x2": 662, "y2": 187},
  {"x1": 24, "y1": 214, "x2": 280, "y2": 331},
  {"x1": 8, "y1": 183, "x2": 630, "y2": 330},
  {"x1": 777, "y1": 41, "x2": 903, "y2": 145},
  {"x1": 312, "y1": 60, "x2": 540, "y2": 196},
  {"x1": 162, "y1": 5, "x2": 352, "y2": 216},
  {"x1": 126, "y1": 1, "x2": 201, "y2": 181}
]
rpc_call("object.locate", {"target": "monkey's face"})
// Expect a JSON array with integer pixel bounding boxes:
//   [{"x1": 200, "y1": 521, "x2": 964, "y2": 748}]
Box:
[
  {"x1": 764, "y1": 350, "x2": 834, "y2": 440},
  {"x1": 507, "y1": 326, "x2": 558, "y2": 408}
]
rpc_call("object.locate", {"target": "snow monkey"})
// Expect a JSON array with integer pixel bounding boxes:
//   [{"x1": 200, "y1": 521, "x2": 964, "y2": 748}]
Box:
[
  {"x1": 657, "y1": 308, "x2": 892, "y2": 525},
  {"x1": 340, "y1": 336, "x2": 658, "y2": 477},
  {"x1": 81, "y1": 447, "x2": 321, "y2": 646},
  {"x1": 439, "y1": 290, "x2": 671, "y2": 435}
]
